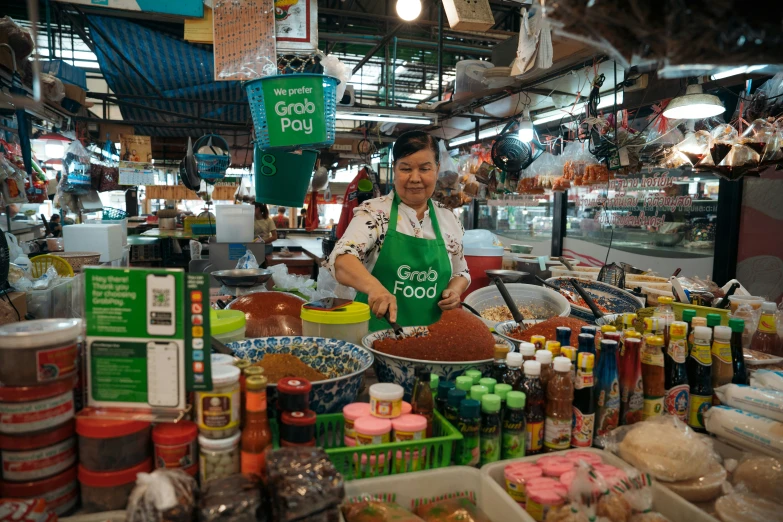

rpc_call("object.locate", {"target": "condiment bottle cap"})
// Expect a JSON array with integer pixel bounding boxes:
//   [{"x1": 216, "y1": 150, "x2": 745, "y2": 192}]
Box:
[
  {"x1": 646, "y1": 335, "x2": 664, "y2": 347},
  {"x1": 577, "y1": 352, "x2": 594, "y2": 371},
  {"x1": 481, "y1": 394, "x2": 501, "y2": 413},
  {"x1": 246, "y1": 375, "x2": 268, "y2": 390},
  {"x1": 506, "y1": 352, "x2": 523, "y2": 367},
  {"x1": 546, "y1": 341, "x2": 561, "y2": 352},
  {"x1": 578, "y1": 333, "x2": 594, "y2": 345},
  {"x1": 601, "y1": 325, "x2": 617, "y2": 333},
  {"x1": 460, "y1": 399, "x2": 480, "y2": 418},
  {"x1": 553, "y1": 356, "x2": 571, "y2": 372},
  {"x1": 494, "y1": 344, "x2": 510, "y2": 358},
  {"x1": 455, "y1": 376, "x2": 474, "y2": 391},
  {"x1": 706, "y1": 314, "x2": 722, "y2": 327},
  {"x1": 418, "y1": 369, "x2": 432, "y2": 381},
  {"x1": 494, "y1": 383, "x2": 512, "y2": 400},
  {"x1": 523, "y1": 360, "x2": 541, "y2": 376},
  {"x1": 643, "y1": 317, "x2": 659, "y2": 332},
  {"x1": 670, "y1": 321, "x2": 687, "y2": 338},
  {"x1": 448, "y1": 388, "x2": 467, "y2": 407},
  {"x1": 728, "y1": 318, "x2": 745, "y2": 333},
  {"x1": 244, "y1": 366, "x2": 264, "y2": 377},
  {"x1": 658, "y1": 296, "x2": 673, "y2": 305},
  {"x1": 506, "y1": 391, "x2": 526, "y2": 409},
  {"x1": 556, "y1": 326, "x2": 571, "y2": 333},
  {"x1": 519, "y1": 343, "x2": 536, "y2": 356},
  {"x1": 535, "y1": 350, "x2": 552, "y2": 364},
  {"x1": 470, "y1": 385, "x2": 489, "y2": 402},
  {"x1": 714, "y1": 326, "x2": 732, "y2": 340},
  {"x1": 580, "y1": 326, "x2": 597, "y2": 334},
  {"x1": 430, "y1": 374, "x2": 439, "y2": 389},
  {"x1": 234, "y1": 360, "x2": 251, "y2": 370},
  {"x1": 600, "y1": 339, "x2": 618, "y2": 352},
  {"x1": 479, "y1": 377, "x2": 496, "y2": 390},
  {"x1": 762, "y1": 301, "x2": 776, "y2": 312},
  {"x1": 438, "y1": 380, "x2": 456, "y2": 396},
  {"x1": 278, "y1": 377, "x2": 312, "y2": 394},
  {"x1": 682, "y1": 309, "x2": 696, "y2": 322},
  {"x1": 623, "y1": 313, "x2": 637, "y2": 325},
  {"x1": 625, "y1": 331, "x2": 641, "y2": 339},
  {"x1": 465, "y1": 369, "x2": 482, "y2": 384},
  {"x1": 694, "y1": 326, "x2": 712, "y2": 340}
]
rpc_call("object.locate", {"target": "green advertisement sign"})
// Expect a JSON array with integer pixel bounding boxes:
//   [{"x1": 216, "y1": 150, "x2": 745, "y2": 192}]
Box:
[{"x1": 261, "y1": 75, "x2": 327, "y2": 148}]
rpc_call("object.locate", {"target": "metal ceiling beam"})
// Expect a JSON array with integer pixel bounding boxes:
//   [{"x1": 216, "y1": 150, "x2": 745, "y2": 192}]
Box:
[
  {"x1": 320, "y1": 33, "x2": 492, "y2": 56},
  {"x1": 352, "y1": 24, "x2": 404, "y2": 74}
]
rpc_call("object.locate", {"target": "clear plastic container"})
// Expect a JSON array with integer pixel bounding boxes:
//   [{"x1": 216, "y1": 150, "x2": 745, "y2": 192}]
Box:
[
  {"x1": 300, "y1": 302, "x2": 370, "y2": 345},
  {"x1": 215, "y1": 204, "x2": 254, "y2": 243},
  {"x1": 195, "y1": 365, "x2": 241, "y2": 439},
  {"x1": 78, "y1": 458, "x2": 152, "y2": 513},
  {"x1": 199, "y1": 432, "x2": 240, "y2": 484},
  {"x1": 210, "y1": 309, "x2": 246, "y2": 344}
]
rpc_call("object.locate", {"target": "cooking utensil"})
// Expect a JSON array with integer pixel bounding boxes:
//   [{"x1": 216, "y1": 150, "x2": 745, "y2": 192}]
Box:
[
  {"x1": 569, "y1": 278, "x2": 604, "y2": 320},
  {"x1": 558, "y1": 256, "x2": 575, "y2": 271},
  {"x1": 487, "y1": 270, "x2": 526, "y2": 324},
  {"x1": 670, "y1": 276, "x2": 688, "y2": 303},
  {"x1": 671, "y1": 268, "x2": 682, "y2": 277},
  {"x1": 460, "y1": 302, "x2": 482, "y2": 317},
  {"x1": 384, "y1": 310, "x2": 405, "y2": 339},
  {"x1": 716, "y1": 282, "x2": 740, "y2": 309},
  {"x1": 535, "y1": 275, "x2": 561, "y2": 291},
  {"x1": 211, "y1": 336, "x2": 234, "y2": 355},
  {"x1": 211, "y1": 268, "x2": 273, "y2": 287}
]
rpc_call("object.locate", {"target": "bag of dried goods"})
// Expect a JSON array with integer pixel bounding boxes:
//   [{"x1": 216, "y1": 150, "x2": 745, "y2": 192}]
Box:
[
  {"x1": 704, "y1": 406, "x2": 783, "y2": 459},
  {"x1": 751, "y1": 370, "x2": 783, "y2": 393},
  {"x1": 127, "y1": 470, "x2": 198, "y2": 522},
  {"x1": 198, "y1": 474, "x2": 264, "y2": 522},
  {"x1": 714, "y1": 493, "x2": 783, "y2": 522},
  {"x1": 731, "y1": 454, "x2": 783, "y2": 505},
  {"x1": 414, "y1": 497, "x2": 491, "y2": 522},
  {"x1": 714, "y1": 384, "x2": 783, "y2": 422}
]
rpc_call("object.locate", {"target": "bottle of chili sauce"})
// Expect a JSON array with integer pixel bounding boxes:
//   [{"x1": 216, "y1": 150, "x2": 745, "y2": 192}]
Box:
[
  {"x1": 618, "y1": 335, "x2": 643, "y2": 425},
  {"x1": 241, "y1": 376, "x2": 272, "y2": 477},
  {"x1": 544, "y1": 357, "x2": 574, "y2": 452}
]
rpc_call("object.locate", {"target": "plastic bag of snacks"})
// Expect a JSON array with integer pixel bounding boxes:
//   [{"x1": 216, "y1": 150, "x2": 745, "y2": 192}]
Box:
[
  {"x1": 0, "y1": 156, "x2": 27, "y2": 204},
  {"x1": 714, "y1": 384, "x2": 783, "y2": 422},
  {"x1": 433, "y1": 141, "x2": 464, "y2": 209},
  {"x1": 342, "y1": 495, "x2": 425, "y2": 522},
  {"x1": 127, "y1": 470, "x2": 198, "y2": 522},
  {"x1": 199, "y1": 474, "x2": 264, "y2": 522},
  {"x1": 62, "y1": 140, "x2": 92, "y2": 194}
]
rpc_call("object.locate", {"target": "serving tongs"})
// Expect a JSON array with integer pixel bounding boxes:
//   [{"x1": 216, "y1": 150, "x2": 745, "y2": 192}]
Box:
[
  {"x1": 569, "y1": 278, "x2": 605, "y2": 320},
  {"x1": 384, "y1": 310, "x2": 405, "y2": 339}
]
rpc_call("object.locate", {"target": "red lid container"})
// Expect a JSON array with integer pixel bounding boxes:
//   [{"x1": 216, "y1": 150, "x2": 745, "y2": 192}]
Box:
[
  {"x1": 76, "y1": 418, "x2": 151, "y2": 439},
  {"x1": 281, "y1": 410, "x2": 316, "y2": 427},
  {"x1": 152, "y1": 421, "x2": 198, "y2": 445},
  {"x1": 277, "y1": 378, "x2": 312, "y2": 395},
  {"x1": 0, "y1": 420, "x2": 74, "y2": 451},
  {"x1": 0, "y1": 378, "x2": 75, "y2": 403},
  {"x1": 0, "y1": 466, "x2": 77, "y2": 497},
  {"x1": 78, "y1": 458, "x2": 153, "y2": 488}
]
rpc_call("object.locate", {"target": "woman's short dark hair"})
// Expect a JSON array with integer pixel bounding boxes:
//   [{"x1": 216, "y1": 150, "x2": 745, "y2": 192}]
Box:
[
  {"x1": 392, "y1": 131, "x2": 439, "y2": 166},
  {"x1": 254, "y1": 202, "x2": 270, "y2": 219}
]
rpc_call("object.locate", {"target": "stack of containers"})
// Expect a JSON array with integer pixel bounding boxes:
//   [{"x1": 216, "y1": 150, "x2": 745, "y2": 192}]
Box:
[
  {"x1": 75, "y1": 419, "x2": 152, "y2": 513},
  {"x1": 0, "y1": 320, "x2": 81, "y2": 516},
  {"x1": 195, "y1": 364, "x2": 242, "y2": 484},
  {"x1": 277, "y1": 378, "x2": 316, "y2": 447},
  {"x1": 151, "y1": 421, "x2": 199, "y2": 477}
]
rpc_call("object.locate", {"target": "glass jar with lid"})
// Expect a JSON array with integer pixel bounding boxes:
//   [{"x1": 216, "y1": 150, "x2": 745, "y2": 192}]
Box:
[{"x1": 195, "y1": 365, "x2": 240, "y2": 439}]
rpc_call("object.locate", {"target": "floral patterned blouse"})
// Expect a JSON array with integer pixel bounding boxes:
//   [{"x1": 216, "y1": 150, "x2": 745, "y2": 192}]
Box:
[{"x1": 328, "y1": 193, "x2": 471, "y2": 285}]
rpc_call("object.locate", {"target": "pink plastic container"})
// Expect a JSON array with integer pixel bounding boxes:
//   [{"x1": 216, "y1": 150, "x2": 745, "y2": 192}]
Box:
[
  {"x1": 354, "y1": 416, "x2": 391, "y2": 446},
  {"x1": 400, "y1": 402, "x2": 412, "y2": 415},
  {"x1": 504, "y1": 465, "x2": 543, "y2": 505},
  {"x1": 391, "y1": 414, "x2": 427, "y2": 442},
  {"x1": 565, "y1": 451, "x2": 603, "y2": 466},
  {"x1": 343, "y1": 403, "x2": 371, "y2": 440},
  {"x1": 541, "y1": 459, "x2": 573, "y2": 478},
  {"x1": 526, "y1": 483, "x2": 567, "y2": 521}
]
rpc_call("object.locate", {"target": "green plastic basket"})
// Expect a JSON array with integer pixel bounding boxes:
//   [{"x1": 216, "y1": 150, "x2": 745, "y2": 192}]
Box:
[
  {"x1": 672, "y1": 302, "x2": 730, "y2": 325},
  {"x1": 273, "y1": 410, "x2": 462, "y2": 480}
]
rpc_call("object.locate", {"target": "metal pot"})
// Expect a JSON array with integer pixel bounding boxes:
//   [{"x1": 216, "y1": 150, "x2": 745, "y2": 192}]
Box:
[{"x1": 159, "y1": 218, "x2": 176, "y2": 230}]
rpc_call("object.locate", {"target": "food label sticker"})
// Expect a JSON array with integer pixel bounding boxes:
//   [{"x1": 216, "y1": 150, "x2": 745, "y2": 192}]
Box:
[
  {"x1": 240, "y1": 450, "x2": 266, "y2": 476},
  {"x1": 641, "y1": 347, "x2": 664, "y2": 367},
  {"x1": 691, "y1": 345, "x2": 712, "y2": 366},
  {"x1": 667, "y1": 339, "x2": 688, "y2": 363},
  {"x1": 689, "y1": 394, "x2": 712, "y2": 429},
  {"x1": 543, "y1": 416, "x2": 571, "y2": 450},
  {"x1": 155, "y1": 441, "x2": 196, "y2": 470},
  {"x1": 502, "y1": 429, "x2": 525, "y2": 459},
  {"x1": 36, "y1": 344, "x2": 77, "y2": 383},
  {"x1": 1, "y1": 438, "x2": 76, "y2": 482},
  {"x1": 642, "y1": 396, "x2": 664, "y2": 420},
  {"x1": 664, "y1": 384, "x2": 690, "y2": 422},
  {"x1": 712, "y1": 342, "x2": 732, "y2": 364},
  {"x1": 571, "y1": 408, "x2": 594, "y2": 447},
  {"x1": 198, "y1": 390, "x2": 240, "y2": 430},
  {"x1": 0, "y1": 391, "x2": 74, "y2": 434},
  {"x1": 525, "y1": 421, "x2": 544, "y2": 452}
]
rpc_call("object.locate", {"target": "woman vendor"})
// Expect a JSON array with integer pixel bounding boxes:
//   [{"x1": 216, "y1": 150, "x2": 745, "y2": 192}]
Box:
[{"x1": 329, "y1": 131, "x2": 470, "y2": 331}]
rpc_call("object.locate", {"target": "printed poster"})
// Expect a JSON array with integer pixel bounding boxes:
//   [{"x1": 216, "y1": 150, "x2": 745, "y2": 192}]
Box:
[{"x1": 119, "y1": 134, "x2": 155, "y2": 185}]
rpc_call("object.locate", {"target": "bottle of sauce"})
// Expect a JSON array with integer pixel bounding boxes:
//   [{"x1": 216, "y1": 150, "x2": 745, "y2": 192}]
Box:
[
  {"x1": 751, "y1": 302, "x2": 782, "y2": 356},
  {"x1": 729, "y1": 318, "x2": 749, "y2": 385},
  {"x1": 445, "y1": 389, "x2": 466, "y2": 424},
  {"x1": 544, "y1": 356, "x2": 574, "y2": 453},
  {"x1": 711, "y1": 326, "x2": 734, "y2": 404},
  {"x1": 597, "y1": 325, "x2": 617, "y2": 364},
  {"x1": 641, "y1": 335, "x2": 665, "y2": 420},
  {"x1": 654, "y1": 296, "x2": 675, "y2": 347},
  {"x1": 456, "y1": 399, "x2": 481, "y2": 467},
  {"x1": 577, "y1": 333, "x2": 596, "y2": 357},
  {"x1": 492, "y1": 344, "x2": 510, "y2": 382},
  {"x1": 688, "y1": 326, "x2": 713, "y2": 432},
  {"x1": 581, "y1": 326, "x2": 597, "y2": 336},
  {"x1": 621, "y1": 313, "x2": 637, "y2": 338},
  {"x1": 520, "y1": 342, "x2": 537, "y2": 363},
  {"x1": 480, "y1": 394, "x2": 502, "y2": 465},
  {"x1": 594, "y1": 339, "x2": 620, "y2": 442},
  {"x1": 521, "y1": 360, "x2": 545, "y2": 455},
  {"x1": 571, "y1": 353, "x2": 596, "y2": 448},
  {"x1": 503, "y1": 353, "x2": 524, "y2": 391},
  {"x1": 241, "y1": 376, "x2": 272, "y2": 477},
  {"x1": 689, "y1": 317, "x2": 707, "y2": 350},
  {"x1": 664, "y1": 321, "x2": 690, "y2": 423},
  {"x1": 436, "y1": 381, "x2": 455, "y2": 414},
  {"x1": 682, "y1": 309, "x2": 696, "y2": 353},
  {"x1": 530, "y1": 335, "x2": 546, "y2": 351},
  {"x1": 412, "y1": 370, "x2": 435, "y2": 438},
  {"x1": 536, "y1": 350, "x2": 554, "y2": 390},
  {"x1": 618, "y1": 336, "x2": 643, "y2": 425},
  {"x1": 556, "y1": 327, "x2": 571, "y2": 349},
  {"x1": 560, "y1": 347, "x2": 576, "y2": 379},
  {"x1": 502, "y1": 391, "x2": 526, "y2": 459},
  {"x1": 545, "y1": 340, "x2": 562, "y2": 358}
]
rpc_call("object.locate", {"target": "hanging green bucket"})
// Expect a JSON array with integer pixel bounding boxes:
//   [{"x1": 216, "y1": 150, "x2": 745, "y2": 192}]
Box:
[{"x1": 254, "y1": 147, "x2": 318, "y2": 207}]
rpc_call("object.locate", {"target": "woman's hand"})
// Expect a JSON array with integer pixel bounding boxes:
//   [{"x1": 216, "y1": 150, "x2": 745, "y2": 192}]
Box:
[
  {"x1": 368, "y1": 284, "x2": 397, "y2": 322},
  {"x1": 438, "y1": 288, "x2": 461, "y2": 310}
]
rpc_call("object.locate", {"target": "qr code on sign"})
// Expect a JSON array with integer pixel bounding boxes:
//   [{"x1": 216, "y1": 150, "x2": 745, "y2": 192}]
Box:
[{"x1": 152, "y1": 288, "x2": 171, "y2": 308}]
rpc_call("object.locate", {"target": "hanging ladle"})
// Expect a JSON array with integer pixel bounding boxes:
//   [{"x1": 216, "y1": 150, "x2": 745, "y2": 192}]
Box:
[{"x1": 486, "y1": 270, "x2": 529, "y2": 325}]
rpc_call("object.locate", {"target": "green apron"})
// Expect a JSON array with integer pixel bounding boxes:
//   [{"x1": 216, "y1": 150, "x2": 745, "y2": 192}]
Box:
[{"x1": 356, "y1": 194, "x2": 452, "y2": 331}]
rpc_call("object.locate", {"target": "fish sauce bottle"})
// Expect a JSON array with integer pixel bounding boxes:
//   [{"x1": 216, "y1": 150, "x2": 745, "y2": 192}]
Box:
[
  {"x1": 571, "y1": 353, "x2": 596, "y2": 448},
  {"x1": 729, "y1": 318, "x2": 748, "y2": 385},
  {"x1": 664, "y1": 321, "x2": 690, "y2": 423},
  {"x1": 688, "y1": 326, "x2": 713, "y2": 432}
]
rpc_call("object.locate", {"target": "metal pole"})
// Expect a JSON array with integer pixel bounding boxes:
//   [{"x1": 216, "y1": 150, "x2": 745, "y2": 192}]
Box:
[{"x1": 437, "y1": 2, "x2": 444, "y2": 101}]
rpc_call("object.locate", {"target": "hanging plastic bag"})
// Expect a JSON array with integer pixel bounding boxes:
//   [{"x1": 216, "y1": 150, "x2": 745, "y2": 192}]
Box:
[
  {"x1": 432, "y1": 141, "x2": 463, "y2": 209},
  {"x1": 62, "y1": 140, "x2": 92, "y2": 194},
  {"x1": 1, "y1": 157, "x2": 28, "y2": 204},
  {"x1": 127, "y1": 469, "x2": 198, "y2": 522},
  {"x1": 236, "y1": 250, "x2": 259, "y2": 269}
]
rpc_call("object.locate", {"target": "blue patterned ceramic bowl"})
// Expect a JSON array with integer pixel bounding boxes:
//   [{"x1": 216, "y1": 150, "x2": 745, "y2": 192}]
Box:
[
  {"x1": 227, "y1": 336, "x2": 374, "y2": 414},
  {"x1": 493, "y1": 319, "x2": 543, "y2": 347},
  {"x1": 544, "y1": 277, "x2": 643, "y2": 324},
  {"x1": 361, "y1": 329, "x2": 514, "y2": 399}
]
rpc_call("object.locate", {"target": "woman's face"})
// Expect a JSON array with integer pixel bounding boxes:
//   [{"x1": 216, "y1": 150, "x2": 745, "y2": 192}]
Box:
[{"x1": 393, "y1": 148, "x2": 438, "y2": 208}]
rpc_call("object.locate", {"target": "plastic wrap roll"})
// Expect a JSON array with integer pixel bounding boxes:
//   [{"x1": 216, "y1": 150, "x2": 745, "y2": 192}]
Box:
[
  {"x1": 714, "y1": 384, "x2": 783, "y2": 422},
  {"x1": 704, "y1": 406, "x2": 783, "y2": 458}
]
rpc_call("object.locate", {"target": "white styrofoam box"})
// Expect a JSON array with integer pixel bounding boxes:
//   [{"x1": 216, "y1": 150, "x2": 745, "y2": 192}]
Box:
[
  {"x1": 481, "y1": 448, "x2": 719, "y2": 522},
  {"x1": 215, "y1": 204, "x2": 254, "y2": 243},
  {"x1": 63, "y1": 223, "x2": 124, "y2": 262},
  {"x1": 86, "y1": 218, "x2": 127, "y2": 245},
  {"x1": 344, "y1": 466, "x2": 523, "y2": 522}
]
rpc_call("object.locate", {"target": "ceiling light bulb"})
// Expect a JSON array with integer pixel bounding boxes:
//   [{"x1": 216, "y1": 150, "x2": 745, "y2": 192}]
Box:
[
  {"x1": 663, "y1": 84, "x2": 725, "y2": 120},
  {"x1": 518, "y1": 110, "x2": 534, "y2": 142},
  {"x1": 396, "y1": 0, "x2": 422, "y2": 21}
]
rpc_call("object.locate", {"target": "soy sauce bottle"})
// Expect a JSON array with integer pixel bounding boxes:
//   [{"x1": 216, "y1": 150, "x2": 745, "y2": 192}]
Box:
[
  {"x1": 571, "y1": 353, "x2": 596, "y2": 448},
  {"x1": 664, "y1": 321, "x2": 690, "y2": 423},
  {"x1": 577, "y1": 333, "x2": 596, "y2": 357},
  {"x1": 503, "y1": 353, "x2": 524, "y2": 391},
  {"x1": 729, "y1": 318, "x2": 748, "y2": 385},
  {"x1": 436, "y1": 381, "x2": 455, "y2": 414},
  {"x1": 521, "y1": 360, "x2": 545, "y2": 455},
  {"x1": 688, "y1": 326, "x2": 713, "y2": 432}
]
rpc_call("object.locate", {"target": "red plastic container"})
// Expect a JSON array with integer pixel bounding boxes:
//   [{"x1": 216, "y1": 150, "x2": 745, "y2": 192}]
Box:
[
  {"x1": 152, "y1": 421, "x2": 198, "y2": 476},
  {"x1": 462, "y1": 247, "x2": 504, "y2": 298}
]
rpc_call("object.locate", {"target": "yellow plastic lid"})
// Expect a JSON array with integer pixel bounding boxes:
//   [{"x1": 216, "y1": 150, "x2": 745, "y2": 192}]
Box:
[
  {"x1": 300, "y1": 301, "x2": 371, "y2": 325},
  {"x1": 210, "y1": 309, "x2": 246, "y2": 335}
]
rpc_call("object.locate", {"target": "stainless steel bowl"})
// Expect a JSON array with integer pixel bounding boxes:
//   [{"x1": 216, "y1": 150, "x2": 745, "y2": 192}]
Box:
[
  {"x1": 485, "y1": 269, "x2": 530, "y2": 283},
  {"x1": 211, "y1": 268, "x2": 273, "y2": 287}
]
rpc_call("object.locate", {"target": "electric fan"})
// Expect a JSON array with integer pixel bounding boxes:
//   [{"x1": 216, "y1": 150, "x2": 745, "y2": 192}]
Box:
[
  {"x1": 491, "y1": 120, "x2": 545, "y2": 175},
  {"x1": 179, "y1": 137, "x2": 201, "y2": 191}
]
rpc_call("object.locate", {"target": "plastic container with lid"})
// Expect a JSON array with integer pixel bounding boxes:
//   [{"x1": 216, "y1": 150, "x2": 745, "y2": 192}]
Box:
[
  {"x1": 0, "y1": 378, "x2": 75, "y2": 435},
  {"x1": 277, "y1": 378, "x2": 312, "y2": 412},
  {"x1": 198, "y1": 432, "x2": 240, "y2": 484},
  {"x1": 301, "y1": 301, "x2": 370, "y2": 345},
  {"x1": 211, "y1": 353, "x2": 236, "y2": 367},
  {"x1": 210, "y1": 309, "x2": 246, "y2": 343},
  {"x1": 400, "y1": 401, "x2": 412, "y2": 415},
  {"x1": 0, "y1": 421, "x2": 76, "y2": 482},
  {"x1": 354, "y1": 416, "x2": 391, "y2": 445},
  {"x1": 152, "y1": 421, "x2": 198, "y2": 475},
  {"x1": 540, "y1": 458, "x2": 573, "y2": 478},
  {"x1": 343, "y1": 403, "x2": 371, "y2": 439},
  {"x1": 195, "y1": 365, "x2": 241, "y2": 439},
  {"x1": 76, "y1": 418, "x2": 151, "y2": 472},
  {"x1": 465, "y1": 370, "x2": 483, "y2": 385},
  {"x1": 0, "y1": 319, "x2": 81, "y2": 387},
  {"x1": 504, "y1": 464, "x2": 543, "y2": 504},
  {"x1": 392, "y1": 414, "x2": 427, "y2": 442},
  {"x1": 280, "y1": 410, "x2": 316, "y2": 445},
  {"x1": 0, "y1": 465, "x2": 79, "y2": 516},
  {"x1": 470, "y1": 385, "x2": 489, "y2": 403},
  {"x1": 526, "y1": 483, "x2": 567, "y2": 521},
  {"x1": 78, "y1": 458, "x2": 152, "y2": 513},
  {"x1": 369, "y1": 383, "x2": 403, "y2": 419}
]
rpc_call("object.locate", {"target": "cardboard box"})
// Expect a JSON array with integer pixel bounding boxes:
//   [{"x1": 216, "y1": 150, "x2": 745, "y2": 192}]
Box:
[
  {"x1": 443, "y1": 0, "x2": 495, "y2": 31},
  {"x1": 0, "y1": 292, "x2": 28, "y2": 325},
  {"x1": 62, "y1": 83, "x2": 86, "y2": 105}
]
